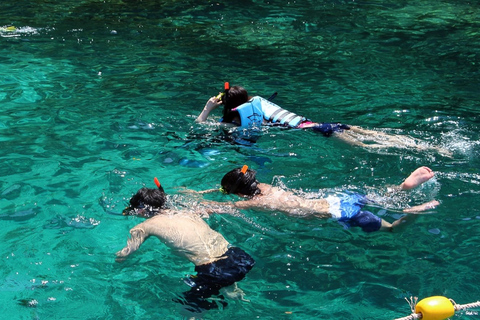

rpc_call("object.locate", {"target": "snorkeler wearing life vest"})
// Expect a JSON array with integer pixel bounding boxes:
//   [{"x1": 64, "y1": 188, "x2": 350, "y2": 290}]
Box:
[
  {"x1": 117, "y1": 178, "x2": 255, "y2": 312},
  {"x1": 197, "y1": 82, "x2": 348, "y2": 136},
  {"x1": 195, "y1": 165, "x2": 439, "y2": 233},
  {"x1": 196, "y1": 83, "x2": 452, "y2": 155}
]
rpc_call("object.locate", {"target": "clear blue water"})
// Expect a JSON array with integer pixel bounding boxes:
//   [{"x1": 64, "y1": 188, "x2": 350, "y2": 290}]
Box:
[{"x1": 1, "y1": 1, "x2": 479, "y2": 319}]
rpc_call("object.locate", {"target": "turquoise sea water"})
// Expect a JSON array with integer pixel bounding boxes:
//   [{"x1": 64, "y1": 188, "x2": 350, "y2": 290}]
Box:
[{"x1": 1, "y1": 0, "x2": 479, "y2": 319}]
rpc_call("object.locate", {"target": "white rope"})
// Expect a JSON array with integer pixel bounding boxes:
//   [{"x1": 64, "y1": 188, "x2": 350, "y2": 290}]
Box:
[
  {"x1": 394, "y1": 313, "x2": 422, "y2": 320},
  {"x1": 394, "y1": 299, "x2": 480, "y2": 320},
  {"x1": 454, "y1": 300, "x2": 480, "y2": 311}
]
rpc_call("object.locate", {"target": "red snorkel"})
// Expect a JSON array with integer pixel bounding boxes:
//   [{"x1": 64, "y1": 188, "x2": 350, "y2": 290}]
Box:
[
  {"x1": 154, "y1": 177, "x2": 161, "y2": 189},
  {"x1": 216, "y1": 82, "x2": 230, "y2": 100},
  {"x1": 222, "y1": 81, "x2": 230, "y2": 103}
]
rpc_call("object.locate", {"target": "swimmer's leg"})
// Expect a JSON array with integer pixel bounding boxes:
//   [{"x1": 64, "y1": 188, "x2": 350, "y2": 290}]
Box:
[
  {"x1": 331, "y1": 130, "x2": 380, "y2": 148},
  {"x1": 221, "y1": 283, "x2": 250, "y2": 302},
  {"x1": 347, "y1": 126, "x2": 420, "y2": 148},
  {"x1": 332, "y1": 126, "x2": 403, "y2": 149},
  {"x1": 379, "y1": 214, "x2": 416, "y2": 232},
  {"x1": 380, "y1": 200, "x2": 440, "y2": 231},
  {"x1": 175, "y1": 285, "x2": 226, "y2": 313},
  {"x1": 348, "y1": 126, "x2": 452, "y2": 156},
  {"x1": 380, "y1": 200, "x2": 439, "y2": 232},
  {"x1": 403, "y1": 200, "x2": 439, "y2": 213},
  {"x1": 399, "y1": 166, "x2": 435, "y2": 190},
  {"x1": 348, "y1": 125, "x2": 381, "y2": 136}
]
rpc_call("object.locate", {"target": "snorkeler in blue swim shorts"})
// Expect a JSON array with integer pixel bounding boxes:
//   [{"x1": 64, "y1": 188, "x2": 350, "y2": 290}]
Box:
[
  {"x1": 194, "y1": 166, "x2": 440, "y2": 233},
  {"x1": 324, "y1": 193, "x2": 382, "y2": 232},
  {"x1": 117, "y1": 180, "x2": 254, "y2": 312}
]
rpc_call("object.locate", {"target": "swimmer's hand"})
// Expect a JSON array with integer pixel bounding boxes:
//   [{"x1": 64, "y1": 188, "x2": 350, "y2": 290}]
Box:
[
  {"x1": 115, "y1": 249, "x2": 129, "y2": 262},
  {"x1": 115, "y1": 229, "x2": 145, "y2": 262},
  {"x1": 204, "y1": 96, "x2": 222, "y2": 112},
  {"x1": 196, "y1": 96, "x2": 223, "y2": 123}
]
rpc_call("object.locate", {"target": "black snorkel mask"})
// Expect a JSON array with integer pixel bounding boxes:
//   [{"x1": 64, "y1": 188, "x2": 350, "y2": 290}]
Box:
[
  {"x1": 123, "y1": 177, "x2": 165, "y2": 217},
  {"x1": 123, "y1": 204, "x2": 161, "y2": 218}
]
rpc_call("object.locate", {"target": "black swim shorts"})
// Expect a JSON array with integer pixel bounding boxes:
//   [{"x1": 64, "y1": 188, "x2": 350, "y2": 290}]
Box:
[
  {"x1": 188, "y1": 247, "x2": 255, "y2": 295},
  {"x1": 312, "y1": 122, "x2": 350, "y2": 137}
]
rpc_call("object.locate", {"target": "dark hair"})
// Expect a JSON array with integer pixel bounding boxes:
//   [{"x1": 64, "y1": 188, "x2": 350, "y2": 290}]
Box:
[
  {"x1": 222, "y1": 86, "x2": 249, "y2": 123},
  {"x1": 221, "y1": 167, "x2": 261, "y2": 197},
  {"x1": 123, "y1": 187, "x2": 168, "y2": 217}
]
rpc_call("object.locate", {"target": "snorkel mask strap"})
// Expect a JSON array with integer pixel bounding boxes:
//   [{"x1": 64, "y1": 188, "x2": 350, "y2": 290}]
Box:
[{"x1": 267, "y1": 92, "x2": 277, "y2": 101}]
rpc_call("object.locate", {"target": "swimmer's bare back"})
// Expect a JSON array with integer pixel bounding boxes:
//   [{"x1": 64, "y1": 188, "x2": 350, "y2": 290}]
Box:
[
  {"x1": 116, "y1": 211, "x2": 230, "y2": 266},
  {"x1": 234, "y1": 183, "x2": 331, "y2": 218}
]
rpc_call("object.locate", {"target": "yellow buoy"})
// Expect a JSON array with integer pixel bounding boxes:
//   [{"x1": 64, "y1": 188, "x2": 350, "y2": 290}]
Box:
[{"x1": 415, "y1": 296, "x2": 455, "y2": 320}]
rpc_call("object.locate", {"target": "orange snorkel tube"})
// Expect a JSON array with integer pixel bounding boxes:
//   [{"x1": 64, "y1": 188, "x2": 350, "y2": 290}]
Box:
[
  {"x1": 154, "y1": 177, "x2": 161, "y2": 188},
  {"x1": 154, "y1": 177, "x2": 165, "y2": 193},
  {"x1": 216, "y1": 82, "x2": 230, "y2": 100},
  {"x1": 240, "y1": 164, "x2": 248, "y2": 174}
]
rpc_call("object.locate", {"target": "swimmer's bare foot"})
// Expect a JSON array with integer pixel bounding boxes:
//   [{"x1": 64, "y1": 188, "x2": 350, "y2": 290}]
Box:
[
  {"x1": 399, "y1": 166, "x2": 435, "y2": 190},
  {"x1": 403, "y1": 200, "x2": 440, "y2": 213}
]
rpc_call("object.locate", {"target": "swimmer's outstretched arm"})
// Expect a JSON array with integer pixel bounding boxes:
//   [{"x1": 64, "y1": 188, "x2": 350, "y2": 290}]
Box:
[
  {"x1": 196, "y1": 188, "x2": 219, "y2": 194},
  {"x1": 115, "y1": 228, "x2": 148, "y2": 262},
  {"x1": 195, "y1": 96, "x2": 222, "y2": 123},
  {"x1": 177, "y1": 187, "x2": 219, "y2": 195},
  {"x1": 200, "y1": 200, "x2": 238, "y2": 215},
  {"x1": 203, "y1": 198, "x2": 259, "y2": 210}
]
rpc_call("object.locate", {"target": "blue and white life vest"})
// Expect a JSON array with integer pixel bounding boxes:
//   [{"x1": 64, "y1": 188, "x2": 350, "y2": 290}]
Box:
[
  {"x1": 232, "y1": 96, "x2": 264, "y2": 128},
  {"x1": 234, "y1": 96, "x2": 305, "y2": 128}
]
